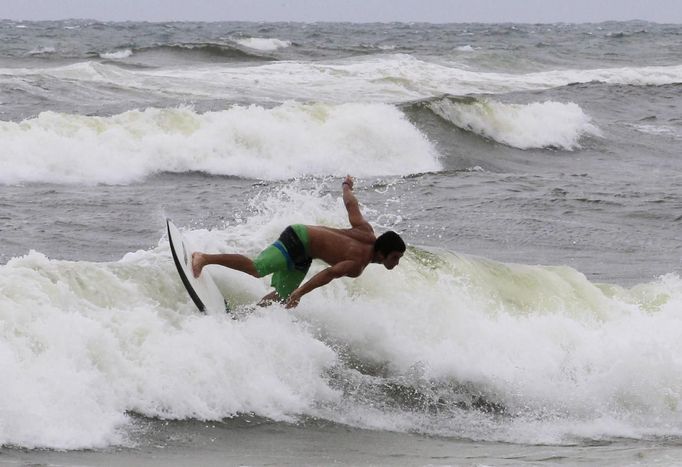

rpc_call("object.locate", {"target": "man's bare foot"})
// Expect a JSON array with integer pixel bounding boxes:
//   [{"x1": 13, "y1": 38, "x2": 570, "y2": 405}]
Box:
[{"x1": 191, "y1": 252, "x2": 205, "y2": 278}]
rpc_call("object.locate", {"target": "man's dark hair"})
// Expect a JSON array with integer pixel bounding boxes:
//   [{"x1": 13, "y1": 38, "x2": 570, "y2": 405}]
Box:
[{"x1": 374, "y1": 231, "x2": 406, "y2": 256}]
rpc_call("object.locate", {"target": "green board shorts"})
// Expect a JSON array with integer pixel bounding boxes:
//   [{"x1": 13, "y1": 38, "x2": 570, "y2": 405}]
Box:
[{"x1": 253, "y1": 224, "x2": 312, "y2": 299}]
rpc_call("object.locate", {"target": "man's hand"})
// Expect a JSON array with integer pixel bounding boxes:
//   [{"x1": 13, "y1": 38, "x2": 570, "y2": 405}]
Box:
[
  {"x1": 285, "y1": 289, "x2": 303, "y2": 309},
  {"x1": 342, "y1": 175, "x2": 354, "y2": 190}
]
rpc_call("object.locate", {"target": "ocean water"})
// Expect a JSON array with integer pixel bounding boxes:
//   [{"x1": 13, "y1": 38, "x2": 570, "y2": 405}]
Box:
[{"x1": 1, "y1": 20, "x2": 681, "y2": 465}]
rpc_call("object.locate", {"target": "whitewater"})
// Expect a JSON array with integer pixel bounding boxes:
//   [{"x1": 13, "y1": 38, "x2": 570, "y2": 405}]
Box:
[{"x1": 2, "y1": 188, "x2": 681, "y2": 450}]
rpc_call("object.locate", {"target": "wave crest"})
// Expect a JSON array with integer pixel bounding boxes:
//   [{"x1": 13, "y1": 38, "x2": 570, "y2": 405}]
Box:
[
  {"x1": 1, "y1": 103, "x2": 441, "y2": 184},
  {"x1": 235, "y1": 37, "x2": 291, "y2": 52},
  {"x1": 428, "y1": 97, "x2": 602, "y2": 150},
  {"x1": 133, "y1": 42, "x2": 271, "y2": 61}
]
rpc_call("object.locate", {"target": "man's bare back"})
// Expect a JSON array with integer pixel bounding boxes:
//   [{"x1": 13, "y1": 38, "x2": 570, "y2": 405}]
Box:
[
  {"x1": 306, "y1": 226, "x2": 375, "y2": 276},
  {"x1": 191, "y1": 175, "x2": 405, "y2": 308}
]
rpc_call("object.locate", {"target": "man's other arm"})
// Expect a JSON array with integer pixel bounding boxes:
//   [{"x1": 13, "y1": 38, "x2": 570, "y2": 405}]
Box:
[{"x1": 342, "y1": 175, "x2": 372, "y2": 232}]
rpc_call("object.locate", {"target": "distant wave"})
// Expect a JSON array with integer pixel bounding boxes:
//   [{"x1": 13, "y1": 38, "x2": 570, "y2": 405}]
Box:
[
  {"x1": 605, "y1": 29, "x2": 650, "y2": 39},
  {"x1": 28, "y1": 46, "x2": 56, "y2": 56},
  {"x1": 3, "y1": 56, "x2": 682, "y2": 108},
  {"x1": 132, "y1": 43, "x2": 273, "y2": 62},
  {"x1": 630, "y1": 123, "x2": 682, "y2": 140},
  {"x1": 235, "y1": 37, "x2": 291, "y2": 52},
  {"x1": 0, "y1": 104, "x2": 441, "y2": 185},
  {"x1": 421, "y1": 96, "x2": 602, "y2": 150},
  {"x1": 99, "y1": 49, "x2": 133, "y2": 60}
]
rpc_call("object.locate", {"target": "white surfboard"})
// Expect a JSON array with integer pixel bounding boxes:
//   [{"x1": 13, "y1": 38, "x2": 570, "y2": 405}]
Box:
[{"x1": 167, "y1": 219, "x2": 228, "y2": 314}]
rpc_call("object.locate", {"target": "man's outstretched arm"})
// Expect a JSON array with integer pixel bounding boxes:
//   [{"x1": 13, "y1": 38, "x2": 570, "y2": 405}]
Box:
[
  {"x1": 285, "y1": 260, "x2": 360, "y2": 308},
  {"x1": 342, "y1": 175, "x2": 372, "y2": 231}
]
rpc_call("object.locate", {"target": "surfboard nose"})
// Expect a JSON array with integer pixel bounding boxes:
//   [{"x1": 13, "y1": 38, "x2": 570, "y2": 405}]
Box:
[{"x1": 167, "y1": 218, "x2": 229, "y2": 314}]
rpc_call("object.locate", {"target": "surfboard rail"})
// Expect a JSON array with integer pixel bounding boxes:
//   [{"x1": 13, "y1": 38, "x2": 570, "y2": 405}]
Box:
[{"x1": 166, "y1": 219, "x2": 228, "y2": 314}]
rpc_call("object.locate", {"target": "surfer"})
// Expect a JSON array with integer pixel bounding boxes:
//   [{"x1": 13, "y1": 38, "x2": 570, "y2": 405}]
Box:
[{"x1": 191, "y1": 175, "x2": 406, "y2": 308}]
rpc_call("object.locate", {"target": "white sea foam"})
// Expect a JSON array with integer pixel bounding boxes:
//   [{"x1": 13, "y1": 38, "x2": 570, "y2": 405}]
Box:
[
  {"x1": 0, "y1": 103, "x2": 441, "y2": 184},
  {"x1": 100, "y1": 49, "x2": 133, "y2": 60},
  {"x1": 235, "y1": 37, "x2": 291, "y2": 51},
  {"x1": 429, "y1": 98, "x2": 602, "y2": 150},
  {"x1": 6, "y1": 57, "x2": 682, "y2": 105},
  {"x1": 28, "y1": 46, "x2": 56, "y2": 55},
  {"x1": 0, "y1": 250, "x2": 337, "y2": 449},
  {"x1": 1, "y1": 187, "x2": 682, "y2": 449},
  {"x1": 296, "y1": 246, "x2": 682, "y2": 443},
  {"x1": 154, "y1": 56, "x2": 682, "y2": 102},
  {"x1": 631, "y1": 123, "x2": 682, "y2": 140}
]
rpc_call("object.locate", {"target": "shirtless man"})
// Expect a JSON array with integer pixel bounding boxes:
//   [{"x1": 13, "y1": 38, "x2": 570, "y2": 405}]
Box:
[{"x1": 191, "y1": 175, "x2": 406, "y2": 308}]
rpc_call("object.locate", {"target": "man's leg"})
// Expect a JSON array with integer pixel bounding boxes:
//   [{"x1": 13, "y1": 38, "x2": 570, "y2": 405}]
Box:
[{"x1": 192, "y1": 252, "x2": 259, "y2": 278}]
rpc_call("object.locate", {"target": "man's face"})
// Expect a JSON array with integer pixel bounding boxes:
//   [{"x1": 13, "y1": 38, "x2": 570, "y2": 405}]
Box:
[{"x1": 382, "y1": 251, "x2": 403, "y2": 270}]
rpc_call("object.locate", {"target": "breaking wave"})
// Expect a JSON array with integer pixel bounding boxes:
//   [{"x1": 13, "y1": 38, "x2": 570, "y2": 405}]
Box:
[
  {"x1": 0, "y1": 103, "x2": 441, "y2": 184},
  {"x1": 1, "y1": 186, "x2": 681, "y2": 449},
  {"x1": 427, "y1": 96, "x2": 602, "y2": 150},
  {"x1": 235, "y1": 37, "x2": 292, "y2": 52},
  {"x1": 132, "y1": 43, "x2": 272, "y2": 62}
]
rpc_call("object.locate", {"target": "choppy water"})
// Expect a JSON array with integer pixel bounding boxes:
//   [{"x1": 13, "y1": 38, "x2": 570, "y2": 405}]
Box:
[{"x1": 1, "y1": 19, "x2": 681, "y2": 464}]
